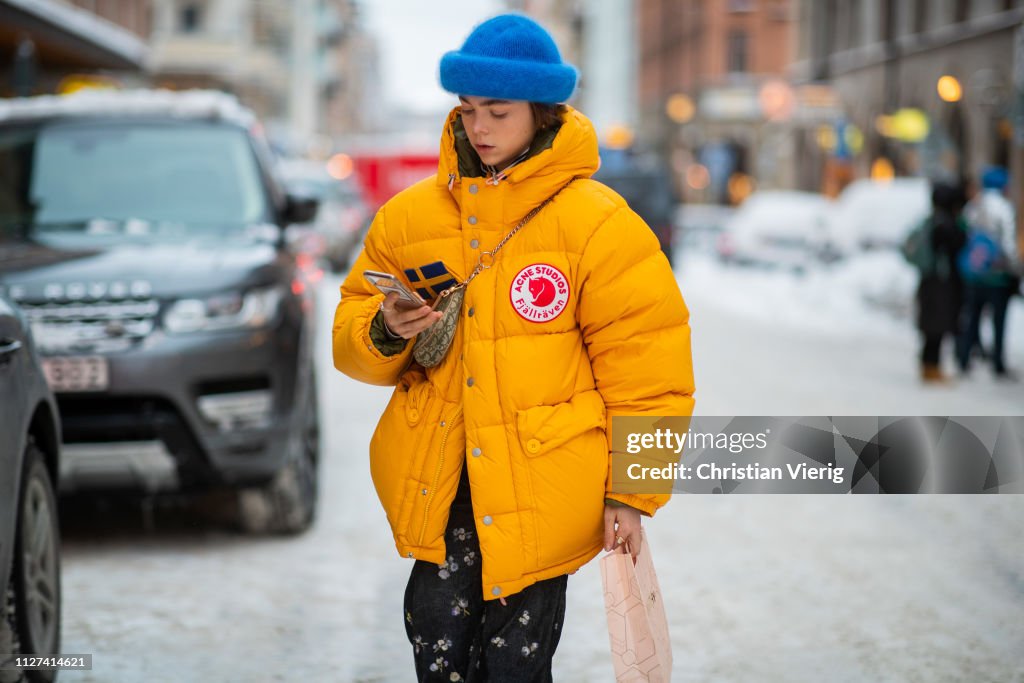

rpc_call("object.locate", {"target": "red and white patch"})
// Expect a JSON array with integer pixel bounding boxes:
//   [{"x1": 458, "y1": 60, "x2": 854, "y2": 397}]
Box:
[{"x1": 509, "y1": 263, "x2": 570, "y2": 323}]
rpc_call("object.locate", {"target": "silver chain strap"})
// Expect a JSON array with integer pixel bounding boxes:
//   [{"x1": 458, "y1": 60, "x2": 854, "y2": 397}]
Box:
[{"x1": 439, "y1": 177, "x2": 577, "y2": 300}]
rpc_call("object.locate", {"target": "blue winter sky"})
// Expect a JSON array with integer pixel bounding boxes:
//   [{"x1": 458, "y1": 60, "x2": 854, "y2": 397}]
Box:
[{"x1": 363, "y1": 0, "x2": 502, "y2": 114}]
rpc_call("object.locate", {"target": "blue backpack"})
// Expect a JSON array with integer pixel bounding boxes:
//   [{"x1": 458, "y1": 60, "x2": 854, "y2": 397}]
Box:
[{"x1": 957, "y1": 229, "x2": 1002, "y2": 281}]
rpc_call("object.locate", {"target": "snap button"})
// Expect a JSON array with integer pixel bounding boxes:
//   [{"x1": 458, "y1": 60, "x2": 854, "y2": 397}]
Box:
[
  {"x1": 468, "y1": 307, "x2": 475, "y2": 317},
  {"x1": 492, "y1": 586, "x2": 502, "y2": 596},
  {"x1": 408, "y1": 409, "x2": 420, "y2": 422},
  {"x1": 440, "y1": 421, "x2": 446, "y2": 427},
  {"x1": 470, "y1": 239, "x2": 479, "y2": 249},
  {"x1": 472, "y1": 447, "x2": 481, "y2": 457},
  {"x1": 483, "y1": 515, "x2": 493, "y2": 525},
  {"x1": 469, "y1": 184, "x2": 479, "y2": 194},
  {"x1": 526, "y1": 439, "x2": 541, "y2": 454},
  {"x1": 468, "y1": 215, "x2": 478, "y2": 225},
  {"x1": 467, "y1": 377, "x2": 475, "y2": 387},
  {"x1": 407, "y1": 552, "x2": 414, "y2": 558},
  {"x1": 421, "y1": 488, "x2": 428, "y2": 495}
]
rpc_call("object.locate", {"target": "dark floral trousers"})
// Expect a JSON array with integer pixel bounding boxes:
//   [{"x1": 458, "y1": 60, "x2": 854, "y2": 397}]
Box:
[{"x1": 403, "y1": 467, "x2": 568, "y2": 682}]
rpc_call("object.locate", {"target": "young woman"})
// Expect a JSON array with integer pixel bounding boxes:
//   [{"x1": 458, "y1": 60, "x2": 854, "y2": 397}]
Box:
[{"x1": 333, "y1": 14, "x2": 694, "y2": 681}]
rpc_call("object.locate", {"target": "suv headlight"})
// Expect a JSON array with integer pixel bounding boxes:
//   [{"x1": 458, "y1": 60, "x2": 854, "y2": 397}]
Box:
[{"x1": 164, "y1": 285, "x2": 283, "y2": 333}]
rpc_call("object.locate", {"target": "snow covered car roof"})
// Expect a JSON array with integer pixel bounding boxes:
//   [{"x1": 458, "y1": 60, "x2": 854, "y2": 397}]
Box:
[{"x1": 0, "y1": 89, "x2": 256, "y2": 127}]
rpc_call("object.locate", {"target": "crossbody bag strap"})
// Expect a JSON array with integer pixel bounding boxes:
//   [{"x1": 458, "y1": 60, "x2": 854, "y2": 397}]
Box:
[{"x1": 436, "y1": 176, "x2": 579, "y2": 302}]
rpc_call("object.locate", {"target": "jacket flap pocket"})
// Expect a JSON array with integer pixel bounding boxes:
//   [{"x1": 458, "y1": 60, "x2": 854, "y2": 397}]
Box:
[
  {"x1": 399, "y1": 370, "x2": 432, "y2": 425},
  {"x1": 517, "y1": 390, "x2": 606, "y2": 457}
]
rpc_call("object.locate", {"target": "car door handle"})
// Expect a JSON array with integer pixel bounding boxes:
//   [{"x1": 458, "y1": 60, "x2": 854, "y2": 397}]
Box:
[{"x1": 0, "y1": 338, "x2": 22, "y2": 362}]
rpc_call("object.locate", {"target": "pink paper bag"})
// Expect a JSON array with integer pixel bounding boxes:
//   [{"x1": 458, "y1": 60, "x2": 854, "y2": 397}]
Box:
[{"x1": 600, "y1": 528, "x2": 672, "y2": 682}]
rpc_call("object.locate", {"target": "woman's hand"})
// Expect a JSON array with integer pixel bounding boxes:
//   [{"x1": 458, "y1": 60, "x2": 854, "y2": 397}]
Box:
[
  {"x1": 380, "y1": 293, "x2": 442, "y2": 339},
  {"x1": 603, "y1": 503, "x2": 642, "y2": 560}
]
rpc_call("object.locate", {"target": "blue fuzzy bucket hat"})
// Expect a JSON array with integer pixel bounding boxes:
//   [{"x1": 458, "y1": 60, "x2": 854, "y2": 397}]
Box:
[{"x1": 440, "y1": 14, "x2": 578, "y2": 104}]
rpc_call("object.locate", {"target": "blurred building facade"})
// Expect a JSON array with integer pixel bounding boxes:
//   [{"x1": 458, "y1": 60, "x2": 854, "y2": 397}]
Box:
[
  {"x1": 505, "y1": 0, "x2": 642, "y2": 148},
  {"x1": 635, "y1": 0, "x2": 833, "y2": 204},
  {"x1": 319, "y1": 0, "x2": 380, "y2": 139},
  {"x1": 503, "y1": 0, "x2": 584, "y2": 66},
  {"x1": 579, "y1": 0, "x2": 638, "y2": 142},
  {"x1": 0, "y1": 0, "x2": 149, "y2": 96},
  {"x1": 290, "y1": 0, "x2": 380, "y2": 146},
  {"x1": 795, "y1": 0, "x2": 1024, "y2": 245},
  {"x1": 149, "y1": 0, "x2": 293, "y2": 125},
  {"x1": 150, "y1": 0, "x2": 376, "y2": 149},
  {"x1": 795, "y1": 1, "x2": 1024, "y2": 187}
]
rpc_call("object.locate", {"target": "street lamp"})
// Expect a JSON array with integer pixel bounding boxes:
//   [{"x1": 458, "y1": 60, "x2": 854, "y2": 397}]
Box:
[
  {"x1": 870, "y1": 157, "x2": 895, "y2": 181},
  {"x1": 937, "y1": 75, "x2": 963, "y2": 103},
  {"x1": 666, "y1": 94, "x2": 696, "y2": 124}
]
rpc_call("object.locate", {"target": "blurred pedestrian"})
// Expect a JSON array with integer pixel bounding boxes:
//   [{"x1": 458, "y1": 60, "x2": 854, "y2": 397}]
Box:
[
  {"x1": 956, "y1": 166, "x2": 1021, "y2": 380},
  {"x1": 903, "y1": 182, "x2": 967, "y2": 382},
  {"x1": 332, "y1": 14, "x2": 694, "y2": 681}
]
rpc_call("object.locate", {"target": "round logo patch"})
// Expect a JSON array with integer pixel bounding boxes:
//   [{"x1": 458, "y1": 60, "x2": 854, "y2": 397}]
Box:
[{"x1": 509, "y1": 263, "x2": 570, "y2": 323}]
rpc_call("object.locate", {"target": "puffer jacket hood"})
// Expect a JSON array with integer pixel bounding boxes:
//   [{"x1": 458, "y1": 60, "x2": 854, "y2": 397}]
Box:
[
  {"x1": 436, "y1": 104, "x2": 600, "y2": 196},
  {"x1": 333, "y1": 105, "x2": 694, "y2": 601}
]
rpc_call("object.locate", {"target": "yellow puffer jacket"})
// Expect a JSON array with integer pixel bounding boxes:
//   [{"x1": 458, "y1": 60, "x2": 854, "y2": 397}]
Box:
[{"x1": 333, "y1": 106, "x2": 694, "y2": 600}]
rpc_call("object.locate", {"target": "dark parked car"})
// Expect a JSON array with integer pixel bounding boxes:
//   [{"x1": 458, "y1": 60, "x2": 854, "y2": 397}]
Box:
[
  {"x1": 0, "y1": 294, "x2": 62, "y2": 681},
  {"x1": 594, "y1": 149, "x2": 678, "y2": 265},
  {"x1": 0, "y1": 89, "x2": 321, "y2": 534}
]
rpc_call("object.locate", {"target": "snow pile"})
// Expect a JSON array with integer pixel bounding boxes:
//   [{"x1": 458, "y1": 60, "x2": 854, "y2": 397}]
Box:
[
  {"x1": 676, "y1": 252, "x2": 911, "y2": 340},
  {"x1": 824, "y1": 250, "x2": 917, "y2": 317},
  {"x1": 678, "y1": 250, "x2": 1024, "y2": 357}
]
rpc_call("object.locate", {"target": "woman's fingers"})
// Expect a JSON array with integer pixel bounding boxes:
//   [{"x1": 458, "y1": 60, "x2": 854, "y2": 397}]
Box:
[
  {"x1": 624, "y1": 526, "x2": 643, "y2": 560},
  {"x1": 603, "y1": 506, "x2": 643, "y2": 558},
  {"x1": 381, "y1": 294, "x2": 443, "y2": 339},
  {"x1": 602, "y1": 506, "x2": 617, "y2": 551},
  {"x1": 617, "y1": 521, "x2": 642, "y2": 560},
  {"x1": 603, "y1": 504, "x2": 643, "y2": 559}
]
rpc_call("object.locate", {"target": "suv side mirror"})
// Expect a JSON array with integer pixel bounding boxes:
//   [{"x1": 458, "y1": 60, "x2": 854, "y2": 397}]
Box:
[{"x1": 283, "y1": 193, "x2": 320, "y2": 225}]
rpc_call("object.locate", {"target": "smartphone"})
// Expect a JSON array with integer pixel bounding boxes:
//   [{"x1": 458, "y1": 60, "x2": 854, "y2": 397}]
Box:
[{"x1": 363, "y1": 270, "x2": 428, "y2": 310}]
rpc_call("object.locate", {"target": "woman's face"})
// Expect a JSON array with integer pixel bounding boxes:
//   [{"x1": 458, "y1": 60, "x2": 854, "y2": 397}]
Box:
[{"x1": 459, "y1": 96, "x2": 535, "y2": 169}]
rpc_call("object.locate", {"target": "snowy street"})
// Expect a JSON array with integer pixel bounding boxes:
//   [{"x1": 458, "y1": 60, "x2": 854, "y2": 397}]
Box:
[{"x1": 57, "y1": 254, "x2": 1024, "y2": 682}]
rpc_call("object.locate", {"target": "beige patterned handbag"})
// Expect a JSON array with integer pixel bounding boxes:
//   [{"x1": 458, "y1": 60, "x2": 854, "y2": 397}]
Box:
[
  {"x1": 600, "y1": 528, "x2": 673, "y2": 682},
  {"x1": 411, "y1": 284, "x2": 465, "y2": 368}
]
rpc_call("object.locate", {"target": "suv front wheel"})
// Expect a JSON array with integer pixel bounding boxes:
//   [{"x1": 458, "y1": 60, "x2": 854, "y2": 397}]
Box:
[{"x1": 236, "y1": 375, "x2": 320, "y2": 535}]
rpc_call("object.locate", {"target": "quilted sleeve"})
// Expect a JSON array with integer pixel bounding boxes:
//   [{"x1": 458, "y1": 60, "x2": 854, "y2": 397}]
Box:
[
  {"x1": 576, "y1": 206, "x2": 696, "y2": 515},
  {"x1": 332, "y1": 206, "x2": 415, "y2": 386}
]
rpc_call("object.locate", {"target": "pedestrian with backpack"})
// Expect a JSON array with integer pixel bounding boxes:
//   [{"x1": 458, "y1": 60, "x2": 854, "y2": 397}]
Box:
[
  {"x1": 902, "y1": 182, "x2": 968, "y2": 382},
  {"x1": 956, "y1": 166, "x2": 1021, "y2": 380}
]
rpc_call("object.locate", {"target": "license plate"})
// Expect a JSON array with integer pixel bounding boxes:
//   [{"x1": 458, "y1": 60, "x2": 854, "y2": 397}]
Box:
[{"x1": 42, "y1": 356, "x2": 110, "y2": 392}]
